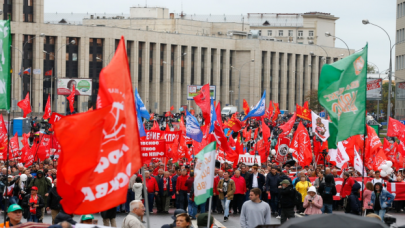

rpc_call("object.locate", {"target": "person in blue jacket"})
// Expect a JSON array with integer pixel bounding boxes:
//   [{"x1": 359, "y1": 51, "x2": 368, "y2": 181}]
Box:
[
  {"x1": 346, "y1": 182, "x2": 362, "y2": 215},
  {"x1": 370, "y1": 182, "x2": 395, "y2": 220}
]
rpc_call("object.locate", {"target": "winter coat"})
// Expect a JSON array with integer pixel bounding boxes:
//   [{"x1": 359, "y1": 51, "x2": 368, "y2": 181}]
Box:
[
  {"x1": 277, "y1": 175, "x2": 292, "y2": 189},
  {"x1": 158, "y1": 177, "x2": 174, "y2": 196},
  {"x1": 318, "y1": 174, "x2": 337, "y2": 204},
  {"x1": 348, "y1": 183, "x2": 362, "y2": 215},
  {"x1": 279, "y1": 185, "x2": 295, "y2": 208},
  {"x1": 303, "y1": 194, "x2": 323, "y2": 215},
  {"x1": 313, "y1": 177, "x2": 325, "y2": 189},
  {"x1": 363, "y1": 189, "x2": 373, "y2": 210},
  {"x1": 231, "y1": 175, "x2": 246, "y2": 195},
  {"x1": 22, "y1": 194, "x2": 45, "y2": 219},
  {"x1": 370, "y1": 183, "x2": 395, "y2": 210},
  {"x1": 176, "y1": 175, "x2": 189, "y2": 192},
  {"x1": 340, "y1": 177, "x2": 355, "y2": 198},
  {"x1": 217, "y1": 179, "x2": 236, "y2": 200},
  {"x1": 240, "y1": 172, "x2": 251, "y2": 189},
  {"x1": 133, "y1": 183, "x2": 144, "y2": 200},
  {"x1": 28, "y1": 175, "x2": 52, "y2": 204},
  {"x1": 266, "y1": 172, "x2": 280, "y2": 193},
  {"x1": 101, "y1": 207, "x2": 117, "y2": 219},
  {"x1": 46, "y1": 187, "x2": 62, "y2": 210},
  {"x1": 145, "y1": 177, "x2": 159, "y2": 193},
  {"x1": 54, "y1": 210, "x2": 77, "y2": 225}
]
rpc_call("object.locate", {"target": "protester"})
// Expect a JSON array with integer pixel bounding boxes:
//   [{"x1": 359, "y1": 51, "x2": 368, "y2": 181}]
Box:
[
  {"x1": 266, "y1": 166, "x2": 280, "y2": 217},
  {"x1": 46, "y1": 179, "x2": 62, "y2": 224},
  {"x1": 2, "y1": 204, "x2": 23, "y2": 227},
  {"x1": 154, "y1": 169, "x2": 164, "y2": 213},
  {"x1": 54, "y1": 207, "x2": 76, "y2": 225},
  {"x1": 346, "y1": 182, "x2": 362, "y2": 215},
  {"x1": 28, "y1": 169, "x2": 52, "y2": 222},
  {"x1": 101, "y1": 207, "x2": 117, "y2": 227},
  {"x1": 196, "y1": 213, "x2": 214, "y2": 228},
  {"x1": 231, "y1": 170, "x2": 246, "y2": 214},
  {"x1": 295, "y1": 174, "x2": 312, "y2": 214},
  {"x1": 122, "y1": 200, "x2": 146, "y2": 228},
  {"x1": 218, "y1": 171, "x2": 235, "y2": 222},
  {"x1": 363, "y1": 182, "x2": 374, "y2": 215},
  {"x1": 318, "y1": 174, "x2": 337, "y2": 214},
  {"x1": 313, "y1": 171, "x2": 325, "y2": 189},
  {"x1": 340, "y1": 172, "x2": 355, "y2": 200},
  {"x1": 22, "y1": 186, "x2": 44, "y2": 222},
  {"x1": 144, "y1": 171, "x2": 159, "y2": 213},
  {"x1": 158, "y1": 171, "x2": 174, "y2": 214},
  {"x1": 240, "y1": 188, "x2": 271, "y2": 228},
  {"x1": 247, "y1": 165, "x2": 265, "y2": 193},
  {"x1": 80, "y1": 214, "x2": 94, "y2": 224},
  {"x1": 161, "y1": 209, "x2": 186, "y2": 228},
  {"x1": 176, "y1": 169, "x2": 189, "y2": 210},
  {"x1": 213, "y1": 169, "x2": 224, "y2": 214},
  {"x1": 370, "y1": 182, "x2": 395, "y2": 220},
  {"x1": 303, "y1": 186, "x2": 323, "y2": 215},
  {"x1": 175, "y1": 213, "x2": 192, "y2": 228},
  {"x1": 372, "y1": 171, "x2": 386, "y2": 189},
  {"x1": 278, "y1": 180, "x2": 295, "y2": 224}
]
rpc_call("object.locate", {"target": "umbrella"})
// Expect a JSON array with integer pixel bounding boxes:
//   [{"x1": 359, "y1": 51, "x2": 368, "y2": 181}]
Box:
[
  {"x1": 280, "y1": 213, "x2": 388, "y2": 228},
  {"x1": 283, "y1": 159, "x2": 296, "y2": 167}
]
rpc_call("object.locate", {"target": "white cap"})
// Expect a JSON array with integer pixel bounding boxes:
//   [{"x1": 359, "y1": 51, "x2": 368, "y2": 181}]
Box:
[{"x1": 308, "y1": 186, "x2": 317, "y2": 193}]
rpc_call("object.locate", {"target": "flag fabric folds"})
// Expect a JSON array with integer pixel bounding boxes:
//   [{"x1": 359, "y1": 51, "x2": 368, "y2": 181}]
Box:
[
  {"x1": 387, "y1": 117, "x2": 405, "y2": 143},
  {"x1": 44, "y1": 69, "x2": 53, "y2": 76},
  {"x1": 194, "y1": 142, "x2": 216, "y2": 205},
  {"x1": 17, "y1": 93, "x2": 32, "y2": 118},
  {"x1": 243, "y1": 99, "x2": 250, "y2": 115},
  {"x1": 186, "y1": 110, "x2": 203, "y2": 142},
  {"x1": 135, "y1": 88, "x2": 150, "y2": 119},
  {"x1": 67, "y1": 85, "x2": 75, "y2": 113},
  {"x1": 0, "y1": 20, "x2": 11, "y2": 110},
  {"x1": 243, "y1": 91, "x2": 266, "y2": 121},
  {"x1": 43, "y1": 94, "x2": 51, "y2": 120},
  {"x1": 311, "y1": 111, "x2": 329, "y2": 142},
  {"x1": 318, "y1": 44, "x2": 368, "y2": 149},
  {"x1": 193, "y1": 84, "x2": 211, "y2": 125}
]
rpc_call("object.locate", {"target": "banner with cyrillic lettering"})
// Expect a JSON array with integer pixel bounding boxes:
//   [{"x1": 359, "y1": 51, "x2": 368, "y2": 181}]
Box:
[
  {"x1": 145, "y1": 130, "x2": 181, "y2": 144},
  {"x1": 140, "y1": 139, "x2": 166, "y2": 162}
]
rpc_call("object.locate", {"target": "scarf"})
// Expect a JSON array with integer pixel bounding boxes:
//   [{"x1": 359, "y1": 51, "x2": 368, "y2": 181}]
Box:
[
  {"x1": 163, "y1": 177, "x2": 173, "y2": 191},
  {"x1": 29, "y1": 194, "x2": 38, "y2": 214}
]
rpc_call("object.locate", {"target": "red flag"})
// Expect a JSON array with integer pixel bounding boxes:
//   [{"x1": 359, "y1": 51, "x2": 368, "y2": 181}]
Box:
[
  {"x1": 301, "y1": 101, "x2": 312, "y2": 121},
  {"x1": 383, "y1": 138, "x2": 397, "y2": 163},
  {"x1": 37, "y1": 134, "x2": 51, "y2": 161},
  {"x1": 49, "y1": 113, "x2": 64, "y2": 125},
  {"x1": 193, "y1": 84, "x2": 211, "y2": 125},
  {"x1": 267, "y1": 101, "x2": 273, "y2": 119},
  {"x1": 165, "y1": 111, "x2": 173, "y2": 117},
  {"x1": 290, "y1": 122, "x2": 312, "y2": 167},
  {"x1": 17, "y1": 93, "x2": 32, "y2": 118},
  {"x1": 235, "y1": 132, "x2": 244, "y2": 155},
  {"x1": 67, "y1": 85, "x2": 75, "y2": 113},
  {"x1": 373, "y1": 148, "x2": 388, "y2": 171},
  {"x1": 43, "y1": 94, "x2": 51, "y2": 120},
  {"x1": 213, "y1": 121, "x2": 235, "y2": 158},
  {"x1": 44, "y1": 69, "x2": 53, "y2": 76},
  {"x1": 254, "y1": 127, "x2": 259, "y2": 140},
  {"x1": 190, "y1": 109, "x2": 195, "y2": 116},
  {"x1": 215, "y1": 102, "x2": 223, "y2": 127},
  {"x1": 279, "y1": 113, "x2": 297, "y2": 137},
  {"x1": 228, "y1": 136, "x2": 236, "y2": 147},
  {"x1": 272, "y1": 103, "x2": 280, "y2": 123},
  {"x1": 243, "y1": 99, "x2": 250, "y2": 115},
  {"x1": 296, "y1": 104, "x2": 303, "y2": 117},
  {"x1": 180, "y1": 116, "x2": 186, "y2": 133},
  {"x1": 151, "y1": 121, "x2": 160, "y2": 130},
  {"x1": 257, "y1": 140, "x2": 270, "y2": 163},
  {"x1": 365, "y1": 125, "x2": 383, "y2": 170},
  {"x1": 149, "y1": 113, "x2": 154, "y2": 120},
  {"x1": 9, "y1": 133, "x2": 19, "y2": 159},
  {"x1": 170, "y1": 105, "x2": 174, "y2": 111},
  {"x1": 228, "y1": 115, "x2": 242, "y2": 132},
  {"x1": 245, "y1": 129, "x2": 252, "y2": 141},
  {"x1": 387, "y1": 117, "x2": 405, "y2": 143},
  {"x1": 54, "y1": 37, "x2": 141, "y2": 214},
  {"x1": 261, "y1": 117, "x2": 270, "y2": 142},
  {"x1": 166, "y1": 122, "x2": 171, "y2": 132}
]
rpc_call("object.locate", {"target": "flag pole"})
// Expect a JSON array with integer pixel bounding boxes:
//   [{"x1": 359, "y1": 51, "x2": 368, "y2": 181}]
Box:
[
  {"x1": 206, "y1": 196, "x2": 213, "y2": 228},
  {"x1": 50, "y1": 68, "x2": 53, "y2": 112},
  {"x1": 141, "y1": 167, "x2": 151, "y2": 228}
]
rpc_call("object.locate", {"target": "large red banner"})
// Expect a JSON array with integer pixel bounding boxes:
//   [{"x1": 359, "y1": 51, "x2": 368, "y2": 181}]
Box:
[
  {"x1": 144, "y1": 130, "x2": 181, "y2": 144},
  {"x1": 140, "y1": 139, "x2": 166, "y2": 162}
]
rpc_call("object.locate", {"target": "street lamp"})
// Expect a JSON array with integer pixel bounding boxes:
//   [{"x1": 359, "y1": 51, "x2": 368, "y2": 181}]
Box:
[
  {"x1": 308, "y1": 40, "x2": 329, "y2": 60},
  {"x1": 231, "y1": 59, "x2": 254, "y2": 111},
  {"x1": 325, "y1": 32, "x2": 350, "y2": 56},
  {"x1": 362, "y1": 19, "x2": 393, "y2": 123},
  {"x1": 43, "y1": 39, "x2": 75, "y2": 112}
]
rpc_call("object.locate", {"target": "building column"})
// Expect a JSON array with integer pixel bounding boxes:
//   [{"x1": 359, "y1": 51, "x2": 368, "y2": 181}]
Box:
[
  {"x1": 184, "y1": 46, "x2": 192, "y2": 111},
  {"x1": 224, "y1": 49, "x2": 230, "y2": 105},
  {"x1": 77, "y1": 36, "x2": 89, "y2": 113},
  {"x1": 288, "y1": 54, "x2": 296, "y2": 112},
  {"x1": 174, "y1": 45, "x2": 181, "y2": 111},
  {"x1": 312, "y1": 56, "x2": 319, "y2": 90},
  {"x1": 264, "y1": 51, "x2": 271, "y2": 105},
  {"x1": 56, "y1": 36, "x2": 67, "y2": 113},
  {"x1": 297, "y1": 54, "x2": 303, "y2": 105},
  {"x1": 271, "y1": 52, "x2": 279, "y2": 103},
  {"x1": 213, "y1": 49, "x2": 220, "y2": 101},
  {"x1": 280, "y1": 53, "x2": 287, "y2": 110},
  {"x1": 251, "y1": 50, "x2": 260, "y2": 107},
  {"x1": 132, "y1": 41, "x2": 139, "y2": 91},
  {"x1": 32, "y1": 34, "x2": 44, "y2": 113},
  {"x1": 141, "y1": 41, "x2": 150, "y2": 110},
  {"x1": 151, "y1": 43, "x2": 160, "y2": 113}
]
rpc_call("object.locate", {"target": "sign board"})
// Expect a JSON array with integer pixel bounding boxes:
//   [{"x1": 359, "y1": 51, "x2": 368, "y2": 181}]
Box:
[
  {"x1": 33, "y1": 69, "x2": 41, "y2": 75},
  {"x1": 144, "y1": 130, "x2": 181, "y2": 144},
  {"x1": 367, "y1": 78, "x2": 382, "y2": 100},
  {"x1": 238, "y1": 154, "x2": 261, "y2": 166},
  {"x1": 57, "y1": 78, "x2": 92, "y2": 96},
  {"x1": 140, "y1": 139, "x2": 166, "y2": 161},
  {"x1": 187, "y1": 85, "x2": 216, "y2": 100},
  {"x1": 397, "y1": 82, "x2": 405, "y2": 100},
  {"x1": 319, "y1": 112, "x2": 325, "y2": 118}
]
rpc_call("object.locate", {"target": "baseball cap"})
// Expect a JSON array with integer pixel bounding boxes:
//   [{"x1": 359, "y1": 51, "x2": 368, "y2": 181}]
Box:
[
  {"x1": 197, "y1": 213, "x2": 214, "y2": 227},
  {"x1": 31, "y1": 186, "x2": 38, "y2": 191},
  {"x1": 280, "y1": 180, "x2": 290, "y2": 185},
  {"x1": 81, "y1": 214, "x2": 94, "y2": 221},
  {"x1": 7, "y1": 204, "x2": 23, "y2": 213},
  {"x1": 171, "y1": 209, "x2": 186, "y2": 220},
  {"x1": 7, "y1": 175, "x2": 13, "y2": 178}
]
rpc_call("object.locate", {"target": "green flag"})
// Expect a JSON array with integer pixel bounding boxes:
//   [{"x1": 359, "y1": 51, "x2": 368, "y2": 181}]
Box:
[
  {"x1": 318, "y1": 44, "x2": 368, "y2": 149},
  {"x1": 0, "y1": 20, "x2": 10, "y2": 110},
  {"x1": 193, "y1": 141, "x2": 216, "y2": 205}
]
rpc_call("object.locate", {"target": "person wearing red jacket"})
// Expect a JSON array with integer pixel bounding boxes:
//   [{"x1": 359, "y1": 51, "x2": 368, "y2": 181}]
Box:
[
  {"x1": 340, "y1": 172, "x2": 355, "y2": 200},
  {"x1": 176, "y1": 169, "x2": 189, "y2": 210},
  {"x1": 231, "y1": 170, "x2": 246, "y2": 214},
  {"x1": 213, "y1": 170, "x2": 224, "y2": 213},
  {"x1": 145, "y1": 171, "x2": 159, "y2": 213}
]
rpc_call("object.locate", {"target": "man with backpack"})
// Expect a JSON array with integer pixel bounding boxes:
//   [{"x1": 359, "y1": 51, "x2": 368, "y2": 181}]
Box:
[
  {"x1": 344, "y1": 182, "x2": 362, "y2": 215},
  {"x1": 278, "y1": 180, "x2": 296, "y2": 224},
  {"x1": 318, "y1": 174, "x2": 337, "y2": 214}
]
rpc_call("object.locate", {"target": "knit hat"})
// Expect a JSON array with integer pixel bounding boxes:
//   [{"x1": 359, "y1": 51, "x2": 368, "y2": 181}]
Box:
[
  {"x1": 308, "y1": 186, "x2": 317, "y2": 193},
  {"x1": 280, "y1": 179, "x2": 290, "y2": 185}
]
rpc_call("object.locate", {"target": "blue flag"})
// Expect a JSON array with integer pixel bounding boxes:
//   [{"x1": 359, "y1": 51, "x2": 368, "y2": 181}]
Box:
[
  {"x1": 243, "y1": 90, "x2": 266, "y2": 121},
  {"x1": 136, "y1": 105, "x2": 146, "y2": 137},
  {"x1": 186, "y1": 110, "x2": 203, "y2": 142},
  {"x1": 135, "y1": 88, "x2": 150, "y2": 119},
  {"x1": 209, "y1": 99, "x2": 217, "y2": 133}
]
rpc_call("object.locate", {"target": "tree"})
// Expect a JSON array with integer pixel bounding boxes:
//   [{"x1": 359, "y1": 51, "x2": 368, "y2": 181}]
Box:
[
  {"x1": 304, "y1": 89, "x2": 322, "y2": 112},
  {"x1": 367, "y1": 65, "x2": 376, "y2": 74}
]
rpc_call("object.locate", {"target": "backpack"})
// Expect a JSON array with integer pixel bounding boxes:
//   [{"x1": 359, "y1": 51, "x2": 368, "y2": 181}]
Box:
[
  {"x1": 294, "y1": 190, "x2": 302, "y2": 208},
  {"x1": 343, "y1": 195, "x2": 351, "y2": 213},
  {"x1": 323, "y1": 185, "x2": 333, "y2": 195}
]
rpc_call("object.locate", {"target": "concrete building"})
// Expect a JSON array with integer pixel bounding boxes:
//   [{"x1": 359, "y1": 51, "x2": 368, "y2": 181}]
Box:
[
  {"x1": 1, "y1": 0, "x2": 351, "y2": 115},
  {"x1": 396, "y1": 0, "x2": 405, "y2": 119}
]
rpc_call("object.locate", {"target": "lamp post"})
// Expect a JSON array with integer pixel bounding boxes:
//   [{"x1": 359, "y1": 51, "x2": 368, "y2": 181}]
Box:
[
  {"x1": 19, "y1": 33, "x2": 45, "y2": 116},
  {"x1": 43, "y1": 39, "x2": 75, "y2": 112},
  {"x1": 308, "y1": 40, "x2": 329, "y2": 60},
  {"x1": 362, "y1": 19, "x2": 393, "y2": 124},
  {"x1": 231, "y1": 59, "x2": 254, "y2": 112},
  {"x1": 163, "y1": 52, "x2": 186, "y2": 109},
  {"x1": 325, "y1": 32, "x2": 350, "y2": 56}
]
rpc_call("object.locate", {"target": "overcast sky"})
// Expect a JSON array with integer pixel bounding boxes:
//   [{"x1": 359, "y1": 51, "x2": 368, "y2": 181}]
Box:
[{"x1": 45, "y1": 0, "x2": 396, "y2": 73}]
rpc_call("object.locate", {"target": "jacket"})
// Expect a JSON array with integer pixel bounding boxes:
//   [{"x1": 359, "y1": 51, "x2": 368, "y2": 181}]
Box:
[
  {"x1": 303, "y1": 194, "x2": 323, "y2": 215},
  {"x1": 231, "y1": 175, "x2": 246, "y2": 195},
  {"x1": 158, "y1": 177, "x2": 174, "y2": 196},
  {"x1": 279, "y1": 185, "x2": 295, "y2": 208},
  {"x1": 132, "y1": 183, "x2": 144, "y2": 200},
  {"x1": 46, "y1": 187, "x2": 62, "y2": 210},
  {"x1": 101, "y1": 207, "x2": 117, "y2": 219},
  {"x1": 318, "y1": 174, "x2": 337, "y2": 204},
  {"x1": 248, "y1": 172, "x2": 265, "y2": 190},
  {"x1": 185, "y1": 177, "x2": 194, "y2": 193},
  {"x1": 28, "y1": 175, "x2": 52, "y2": 204},
  {"x1": 54, "y1": 210, "x2": 77, "y2": 225},
  {"x1": 277, "y1": 175, "x2": 292, "y2": 189},
  {"x1": 172, "y1": 174, "x2": 179, "y2": 193},
  {"x1": 213, "y1": 176, "x2": 222, "y2": 195},
  {"x1": 240, "y1": 172, "x2": 251, "y2": 189},
  {"x1": 265, "y1": 172, "x2": 280, "y2": 193},
  {"x1": 176, "y1": 175, "x2": 189, "y2": 192},
  {"x1": 22, "y1": 194, "x2": 45, "y2": 219},
  {"x1": 363, "y1": 189, "x2": 373, "y2": 210},
  {"x1": 370, "y1": 183, "x2": 395, "y2": 210},
  {"x1": 217, "y1": 179, "x2": 236, "y2": 200},
  {"x1": 145, "y1": 177, "x2": 159, "y2": 193},
  {"x1": 313, "y1": 177, "x2": 325, "y2": 188},
  {"x1": 122, "y1": 212, "x2": 145, "y2": 228},
  {"x1": 348, "y1": 182, "x2": 362, "y2": 215},
  {"x1": 340, "y1": 177, "x2": 355, "y2": 198}
]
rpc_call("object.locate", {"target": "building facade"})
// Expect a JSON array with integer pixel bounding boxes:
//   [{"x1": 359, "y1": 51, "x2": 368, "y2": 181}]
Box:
[
  {"x1": 396, "y1": 0, "x2": 405, "y2": 119},
  {"x1": 2, "y1": 0, "x2": 350, "y2": 115}
]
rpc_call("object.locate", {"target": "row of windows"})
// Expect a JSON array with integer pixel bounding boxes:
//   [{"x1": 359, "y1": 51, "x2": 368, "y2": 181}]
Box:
[
  {"x1": 398, "y1": 2, "x2": 405, "y2": 18},
  {"x1": 262, "y1": 30, "x2": 314, "y2": 37},
  {"x1": 397, "y1": 28, "x2": 405, "y2": 43},
  {"x1": 396, "y1": 55, "x2": 405, "y2": 71}
]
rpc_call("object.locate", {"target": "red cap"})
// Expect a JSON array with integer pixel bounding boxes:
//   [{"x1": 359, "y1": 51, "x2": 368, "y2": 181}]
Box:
[
  {"x1": 31, "y1": 186, "x2": 38, "y2": 191},
  {"x1": 283, "y1": 170, "x2": 287, "y2": 173},
  {"x1": 227, "y1": 169, "x2": 233, "y2": 172}
]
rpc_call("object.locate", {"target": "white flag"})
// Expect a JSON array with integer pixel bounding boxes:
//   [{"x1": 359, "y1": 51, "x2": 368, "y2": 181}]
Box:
[
  {"x1": 311, "y1": 111, "x2": 329, "y2": 142},
  {"x1": 353, "y1": 146, "x2": 367, "y2": 176},
  {"x1": 329, "y1": 141, "x2": 350, "y2": 168},
  {"x1": 194, "y1": 142, "x2": 216, "y2": 205}
]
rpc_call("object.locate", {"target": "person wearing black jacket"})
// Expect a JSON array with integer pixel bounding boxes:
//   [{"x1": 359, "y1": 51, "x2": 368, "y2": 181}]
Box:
[
  {"x1": 318, "y1": 174, "x2": 337, "y2": 214},
  {"x1": 54, "y1": 207, "x2": 76, "y2": 225},
  {"x1": 21, "y1": 187, "x2": 45, "y2": 222},
  {"x1": 346, "y1": 182, "x2": 362, "y2": 215},
  {"x1": 278, "y1": 179, "x2": 295, "y2": 224},
  {"x1": 46, "y1": 179, "x2": 61, "y2": 224},
  {"x1": 101, "y1": 207, "x2": 117, "y2": 227},
  {"x1": 247, "y1": 166, "x2": 265, "y2": 191},
  {"x1": 266, "y1": 167, "x2": 280, "y2": 216}
]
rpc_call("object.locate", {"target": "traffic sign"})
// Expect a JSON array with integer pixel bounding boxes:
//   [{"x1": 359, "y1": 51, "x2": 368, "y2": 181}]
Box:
[{"x1": 320, "y1": 112, "x2": 326, "y2": 118}]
